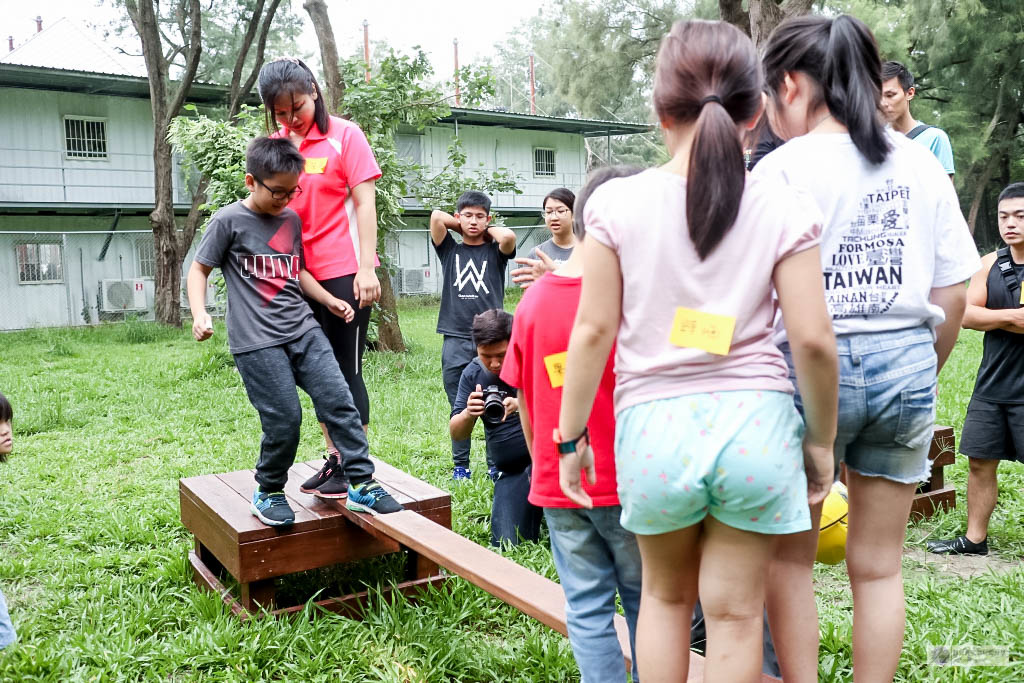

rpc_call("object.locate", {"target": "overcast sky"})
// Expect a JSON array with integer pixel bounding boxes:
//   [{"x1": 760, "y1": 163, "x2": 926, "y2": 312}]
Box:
[{"x1": 1, "y1": 0, "x2": 548, "y2": 76}]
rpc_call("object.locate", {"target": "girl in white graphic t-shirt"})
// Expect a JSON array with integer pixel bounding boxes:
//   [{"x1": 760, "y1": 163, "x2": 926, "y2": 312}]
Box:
[{"x1": 755, "y1": 14, "x2": 979, "y2": 682}]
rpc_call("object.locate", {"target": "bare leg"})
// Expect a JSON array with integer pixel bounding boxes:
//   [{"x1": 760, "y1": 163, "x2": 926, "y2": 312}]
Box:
[
  {"x1": 700, "y1": 517, "x2": 775, "y2": 683},
  {"x1": 634, "y1": 525, "x2": 702, "y2": 683},
  {"x1": 765, "y1": 500, "x2": 823, "y2": 683},
  {"x1": 318, "y1": 422, "x2": 336, "y2": 452},
  {"x1": 845, "y1": 469, "x2": 916, "y2": 683},
  {"x1": 965, "y1": 458, "x2": 999, "y2": 544}
]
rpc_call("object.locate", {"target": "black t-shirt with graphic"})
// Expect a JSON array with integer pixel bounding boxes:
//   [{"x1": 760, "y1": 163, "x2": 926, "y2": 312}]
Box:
[
  {"x1": 434, "y1": 233, "x2": 514, "y2": 338},
  {"x1": 194, "y1": 201, "x2": 318, "y2": 354}
]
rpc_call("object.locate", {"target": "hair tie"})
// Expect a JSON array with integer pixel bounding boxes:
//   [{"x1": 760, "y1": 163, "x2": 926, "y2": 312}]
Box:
[{"x1": 700, "y1": 95, "x2": 723, "y2": 108}]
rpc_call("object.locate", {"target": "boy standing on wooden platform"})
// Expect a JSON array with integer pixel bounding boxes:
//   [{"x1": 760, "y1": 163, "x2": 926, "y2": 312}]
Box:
[
  {"x1": 186, "y1": 137, "x2": 402, "y2": 527},
  {"x1": 930, "y1": 183, "x2": 1024, "y2": 555}
]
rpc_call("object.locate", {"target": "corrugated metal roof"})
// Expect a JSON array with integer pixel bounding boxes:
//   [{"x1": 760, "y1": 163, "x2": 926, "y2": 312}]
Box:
[
  {"x1": 442, "y1": 107, "x2": 652, "y2": 137},
  {"x1": 1, "y1": 18, "x2": 148, "y2": 78}
]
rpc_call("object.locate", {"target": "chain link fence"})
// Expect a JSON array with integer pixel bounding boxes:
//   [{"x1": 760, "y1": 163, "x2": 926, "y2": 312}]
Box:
[
  {"x1": 0, "y1": 224, "x2": 557, "y2": 330},
  {"x1": 384, "y1": 224, "x2": 554, "y2": 296},
  {"x1": 0, "y1": 229, "x2": 213, "y2": 331}
]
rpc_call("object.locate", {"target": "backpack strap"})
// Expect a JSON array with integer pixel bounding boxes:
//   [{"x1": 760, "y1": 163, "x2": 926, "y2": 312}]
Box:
[
  {"x1": 995, "y1": 246, "x2": 1021, "y2": 303},
  {"x1": 907, "y1": 123, "x2": 933, "y2": 140}
]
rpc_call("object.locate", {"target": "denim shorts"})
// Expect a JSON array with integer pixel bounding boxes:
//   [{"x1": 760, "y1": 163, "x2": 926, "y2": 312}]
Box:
[
  {"x1": 782, "y1": 326, "x2": 936, "y2": 484},
  {"x1": 615, "y1": 390, "x2": 811, "y2": 536}
]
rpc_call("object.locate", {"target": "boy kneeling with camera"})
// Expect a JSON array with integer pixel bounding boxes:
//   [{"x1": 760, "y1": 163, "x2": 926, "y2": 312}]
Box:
[{"x1": 449, "y1": 309, "x2": 542, "y2": 546}]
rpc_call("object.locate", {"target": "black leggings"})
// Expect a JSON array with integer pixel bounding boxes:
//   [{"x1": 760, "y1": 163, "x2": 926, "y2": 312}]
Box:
[{"x1": 310, "y1": 274, "x2": 372, "y2": 425}]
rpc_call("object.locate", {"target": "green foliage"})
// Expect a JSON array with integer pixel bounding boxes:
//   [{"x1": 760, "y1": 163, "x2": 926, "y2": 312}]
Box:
[{"x1": 167, "y1": 105, "x2": 264, "y2": 216}]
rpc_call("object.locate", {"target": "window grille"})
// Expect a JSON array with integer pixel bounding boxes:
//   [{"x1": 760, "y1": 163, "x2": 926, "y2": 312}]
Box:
[
  {"x1": 16, "y1": 243, "x2": 63, "y2": 283},
  {"x1": 64, "y1": 116, "x2": 108, "y2": 159},
  {"x1": 136, "y1": 237, "x2": 156, "y2": 278},
  {"x1": 534, "y1": 148, "x2": 556, "y2": 177}
]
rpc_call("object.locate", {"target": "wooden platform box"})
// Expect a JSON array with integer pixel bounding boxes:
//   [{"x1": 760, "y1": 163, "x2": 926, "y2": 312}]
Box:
[
  {"x1": 911, "y1": 425, "x2": 957, "y2": 520},
  {"x1": 180, "y1": 457, "x2": 451, "y2": 618}
]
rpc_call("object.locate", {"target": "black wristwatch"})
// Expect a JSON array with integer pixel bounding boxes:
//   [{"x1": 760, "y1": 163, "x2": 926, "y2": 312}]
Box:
[{"x1": 554, "y1": 427, "x2": 590, "y2": 455}]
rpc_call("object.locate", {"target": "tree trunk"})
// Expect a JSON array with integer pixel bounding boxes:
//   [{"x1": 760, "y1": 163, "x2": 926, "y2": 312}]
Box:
[
  {"x1": 375, "y1": 265, "x2": 406, "y2": 352},
  {"x1": 303, "y1": 0, "x2": 344, "y2": 112},
  {"x1": 967, "y1": 103, "x2": 1021, "y2": 235},
  {"x1": 747, "y1": 0, "x2": 815, "y2": 47},
  {"x1": 718, "y1": 0, "x2": 751, "y2": 37}
]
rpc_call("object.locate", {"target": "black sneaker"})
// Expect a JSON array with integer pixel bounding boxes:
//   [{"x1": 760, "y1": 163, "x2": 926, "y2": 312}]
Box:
[
  {"x1": 346, "y1": 480, "x2": 404, "y2": 515},
  {"x1": 927, "y1": 535, "x2": 988, "y2": 555},
  {"x1": 312, "y1": 465, "x2": 350, "y2": 500},
  {"x1": 250, "y1": 489, "x2": 295, "y2": 526},
  {"x1": 300, "y1": 451, "x2": 342, "y2": 493}
]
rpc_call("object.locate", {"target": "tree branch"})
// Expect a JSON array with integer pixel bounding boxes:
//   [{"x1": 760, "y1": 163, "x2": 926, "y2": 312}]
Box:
[
  {"x1": 232, "y1": 0, "x2": 283, "y2": 117},
  {"x1": 166, "y1": 0, "x2": 203, "y2": 125},
  {"x1": 228, "y1": 0, "x2": 267, "y2": 109},
  {"x1": 719, "y1": 0, "x2": 751, "y2": 36},
  {"x1": 304, "y1": 0, "x2": 344, "y2": 113}
]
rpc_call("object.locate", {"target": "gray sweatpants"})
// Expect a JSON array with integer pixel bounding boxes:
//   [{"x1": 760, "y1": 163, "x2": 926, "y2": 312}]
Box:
[{"x1": 233, "y1": 328, "x2": 374, "y2": 491}]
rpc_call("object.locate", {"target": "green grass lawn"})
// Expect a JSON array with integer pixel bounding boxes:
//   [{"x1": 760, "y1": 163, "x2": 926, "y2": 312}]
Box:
[{"x1": 0, "y1": 300, "x2": 1021, "y2": 681}]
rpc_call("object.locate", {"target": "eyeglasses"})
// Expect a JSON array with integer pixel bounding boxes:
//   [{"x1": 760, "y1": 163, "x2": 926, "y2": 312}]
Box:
[
  {"x1": 543, "y1": 207, "x2": 571, "y2": 217},
  {"x1": 255, "y1": 177, "x2": 302, "y2": 201}
]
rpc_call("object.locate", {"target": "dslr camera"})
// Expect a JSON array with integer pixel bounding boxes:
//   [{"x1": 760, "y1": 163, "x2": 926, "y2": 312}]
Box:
[{"x1": 481, "y1": 385, "x2": 508, "y2": 426}]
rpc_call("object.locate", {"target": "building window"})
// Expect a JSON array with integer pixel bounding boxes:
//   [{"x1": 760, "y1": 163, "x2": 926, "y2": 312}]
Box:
[
  {"x1": 136, "y1": 237, "x2": 156, "y2": 278},
  {"x1": 64, "y1": 116, "x2": 108, "y2": 159},
  {"x1": 534, "y1": 148, "x2": 556, "y2": 177},
  {"x1": 16, "y1": 243, "x2": 64, "y2": 284}
]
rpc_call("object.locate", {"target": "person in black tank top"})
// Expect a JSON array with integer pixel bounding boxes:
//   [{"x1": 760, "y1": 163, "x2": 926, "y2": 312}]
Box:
[{"x1": 929, "y1": 183, "x2": 1024, "y2": 556}]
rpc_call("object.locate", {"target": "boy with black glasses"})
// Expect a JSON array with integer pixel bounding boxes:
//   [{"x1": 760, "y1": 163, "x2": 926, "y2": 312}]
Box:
[{"x1": 186, "y1": 136, "x2": 402, "y2": 526}]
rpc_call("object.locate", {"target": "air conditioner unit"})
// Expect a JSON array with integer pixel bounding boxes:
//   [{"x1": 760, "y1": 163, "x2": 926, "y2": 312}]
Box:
[
  {"x1": 400, "y1": 268, "x2": 429, "y2": 294},
  {"x1": 101, "y1": 278, "x2": 148, "y2": 312}
]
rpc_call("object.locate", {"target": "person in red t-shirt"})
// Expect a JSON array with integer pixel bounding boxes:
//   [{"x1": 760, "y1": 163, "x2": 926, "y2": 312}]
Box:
[
  {"x1": 500, "y1": 166, "x2": 643, "y2": 683},
  {"x1": 258, "y1": 58, "x2": 383, "y2": 493}
]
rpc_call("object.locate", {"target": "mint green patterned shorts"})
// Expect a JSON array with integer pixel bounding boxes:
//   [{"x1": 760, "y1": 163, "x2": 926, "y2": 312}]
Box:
[{"x1": 615, "y1": 390, "x2": 811, "y2": 536}]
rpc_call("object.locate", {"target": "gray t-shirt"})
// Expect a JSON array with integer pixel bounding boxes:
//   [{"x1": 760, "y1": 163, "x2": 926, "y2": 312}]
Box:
[
  {"x1": 527, "y1": 238, "x2": 574, "y2": 265},
  {"x1": 194, "y1": 201, "x2": 319, "y2": 354}
]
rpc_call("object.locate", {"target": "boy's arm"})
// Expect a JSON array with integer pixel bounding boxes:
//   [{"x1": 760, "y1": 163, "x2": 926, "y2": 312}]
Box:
[
  {"x1": 430, "y1": 210, "x2": 461, "y2": 246},
  {"x1": 517, "y1": 389, "x2": 533, "y2": 456},
  {"x1": 961, "y1": 254, "x2": 1024, "y2": 334},
  {"x1": 186, "y1": 261, "x2": 214, "y2": 341},
  {"x1": 299, "y1": 269, "x2": 355, "y2": 323},
  {"x1": 487, "y1": 225, "x2": 517, "y2": 256}
]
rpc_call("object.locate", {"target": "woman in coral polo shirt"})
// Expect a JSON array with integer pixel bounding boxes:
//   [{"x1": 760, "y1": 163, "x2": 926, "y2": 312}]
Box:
[{"x1": 258, "y1": 58, "x2": 382, "y2": 483}]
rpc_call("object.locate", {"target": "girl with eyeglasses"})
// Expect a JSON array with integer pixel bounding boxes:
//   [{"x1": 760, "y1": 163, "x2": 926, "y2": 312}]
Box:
[
  {"x1": 257, "y1": 58, "x2": 382, "y2": 491},
  {"x1": 512, "y1": 187, "x2": 577, "y2": 289}
]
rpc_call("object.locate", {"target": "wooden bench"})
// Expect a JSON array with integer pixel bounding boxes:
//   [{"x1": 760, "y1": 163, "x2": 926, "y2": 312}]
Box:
[
  {"x1": 911, "y1": 426, "x2": 957, "y2": 519},
  {"x1": 181, "y1": 459, "x2": 779, "y2": 681},
  {"x1": 327, "y1": 497, "x2": 779, "y2": 681},
  {"x1": 179, "y1": 456, "x2": 450, "y2": 618}
]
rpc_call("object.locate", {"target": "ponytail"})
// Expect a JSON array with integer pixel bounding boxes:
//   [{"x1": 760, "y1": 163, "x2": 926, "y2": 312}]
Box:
[
  {"x1": 257, "y1": 57, "x2": 330, "y2": 136},
  {"x1": 687, "y1": 98, "x2": 747, "y2": 259},
  {"x1": 763, "y1": 15, "x2": 890, "y2": 165},
  {"x1": 653, "y1": 20, "x2": 762, "y2": 260}
]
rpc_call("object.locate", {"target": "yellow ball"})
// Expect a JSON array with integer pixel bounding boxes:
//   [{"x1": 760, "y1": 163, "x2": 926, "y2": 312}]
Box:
[{"x1": 816, "y1": 482, "x2": 848, "y2": 565}]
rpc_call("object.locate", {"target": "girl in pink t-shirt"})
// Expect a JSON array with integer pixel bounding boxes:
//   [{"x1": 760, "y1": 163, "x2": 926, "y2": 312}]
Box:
[
  {"x1": 557, "y1": 20, "x2": 839, "y2": 682},
  {"x1": 257, "y1": 58, "x2": 383, "y2": 487}
]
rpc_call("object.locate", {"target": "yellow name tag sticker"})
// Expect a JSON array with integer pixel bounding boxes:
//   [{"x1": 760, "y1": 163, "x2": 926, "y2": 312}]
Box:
[
  {"x1": 669, "y1": 307, "x2": 736, "y2": 356},
  {"x1": 304, "y1": 157, "x2": 328, "y2": 174},
  {"x1": 544, "y1": 351, "x2": 568, "y2": 388},
  {"x1": 1020, "y1": 288, "x2": 1024, "y2": 306}
]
